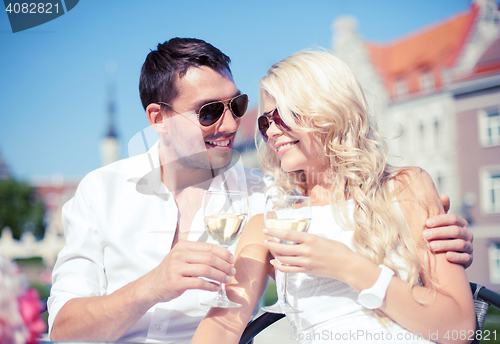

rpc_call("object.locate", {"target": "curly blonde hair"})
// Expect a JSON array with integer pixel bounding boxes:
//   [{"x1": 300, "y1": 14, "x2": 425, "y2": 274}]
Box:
[{"x1": 257, "y1": 50, "x2": 432, "y2": 312}]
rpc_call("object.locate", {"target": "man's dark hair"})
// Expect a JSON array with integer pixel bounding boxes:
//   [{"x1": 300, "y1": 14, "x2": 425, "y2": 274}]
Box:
[{"x1": 139, "y1": 37, "x2": 232, "y2": 110}]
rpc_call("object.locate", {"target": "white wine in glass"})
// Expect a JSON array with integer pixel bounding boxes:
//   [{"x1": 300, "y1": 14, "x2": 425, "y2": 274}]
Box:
[
  {"x1": 204, "y1": 214, "x2": 247, "y2": 247},
  {"x1": 201, "y1": 190, "x2": 249, "y2": 308},
  {"x1": 262, "y1": 195, "x2": 311, "y2": 314},
  {"x1": 265, "y1": 218, "x2": 311, "y2": 244}
]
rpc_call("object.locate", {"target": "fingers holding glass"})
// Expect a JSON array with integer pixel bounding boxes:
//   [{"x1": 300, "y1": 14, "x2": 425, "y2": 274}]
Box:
[
  {"x1": 200, "y1": 190, "x2": 249, "y2": 308},
  {"x1": 261, "y1": 195, "x2": 311, "y2": 314}
]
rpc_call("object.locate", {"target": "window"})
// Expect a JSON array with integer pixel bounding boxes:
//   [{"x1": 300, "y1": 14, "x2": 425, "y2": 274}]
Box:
[
  {"x1": 420, "y1": 71, "x2": 435, "y2": 94},
  {"x1": 489, "y1": 242, "x2": 500, "y2": 283},
  {"x1": 398, "y1": 124, "x2": 406, "y2": 153},
  {"x1": 394, "y1": 79, "x2": 408, "y2": 100},
  {"x1": 419, "y1": 122, "x2": 425, "y2": 150},
  {"x1": 478, "y1": 107, "x2": 500, "y2": 147},
  {"x1": 436, "y1": 174, "x2": 443, "y2": 195},
  {"x1": 433, "y1": 119, "x2": 440, "y2": 148},
  {"x1": 481, "y1": 168, "x2": 500, "y2": 214}
]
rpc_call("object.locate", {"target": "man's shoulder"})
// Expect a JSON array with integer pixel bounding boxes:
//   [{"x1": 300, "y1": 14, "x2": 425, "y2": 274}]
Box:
[{"x1": 78, "y1": 153, "x2": 152, "y2": 192}]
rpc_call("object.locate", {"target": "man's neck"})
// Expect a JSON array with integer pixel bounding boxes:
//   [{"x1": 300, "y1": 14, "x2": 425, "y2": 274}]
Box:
[
  {"x1": 158, "y1": 143, "x2": 217, "y2": 193},
  {"x1": 161, "y1": 164, "x2": 214, "y2": 194},
  {"x1": 158, "y1": 144, "x2": 221, "y2": 247}
]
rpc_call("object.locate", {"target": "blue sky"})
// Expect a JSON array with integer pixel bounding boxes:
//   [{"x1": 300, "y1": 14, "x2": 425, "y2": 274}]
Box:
[{"x1": 0, "y1": 0, "x2": 471, "y2": 181}]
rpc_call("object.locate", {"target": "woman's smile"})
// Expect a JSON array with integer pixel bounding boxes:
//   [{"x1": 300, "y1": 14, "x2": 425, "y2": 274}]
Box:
[{"x1": 274, "y1": 140, "x2": 299, "y2": 157}]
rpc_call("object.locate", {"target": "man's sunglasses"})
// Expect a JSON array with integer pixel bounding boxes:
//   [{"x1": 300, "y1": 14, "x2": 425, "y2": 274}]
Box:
[
  {"x1": 258, "y1": 108, "x2": 292, "y2": 141},
  {"x1": 159, "y1": 93, "x2": 249, "y2": 127}
]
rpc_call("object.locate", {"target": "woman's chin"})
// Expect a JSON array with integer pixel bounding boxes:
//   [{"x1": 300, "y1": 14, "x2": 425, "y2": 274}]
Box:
[{"x1": 279, "y1": 162, "x2": 303, "y2": 174}]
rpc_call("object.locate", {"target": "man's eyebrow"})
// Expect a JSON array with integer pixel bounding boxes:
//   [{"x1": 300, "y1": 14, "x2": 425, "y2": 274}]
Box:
[{"x1": 193, "y1": 91, "x2": 242, "y2": 112}]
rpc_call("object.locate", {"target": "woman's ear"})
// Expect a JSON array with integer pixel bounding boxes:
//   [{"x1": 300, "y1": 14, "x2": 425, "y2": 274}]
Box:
[{"x1": 146, "y1": 103, "x2": 168, "y2": 134}]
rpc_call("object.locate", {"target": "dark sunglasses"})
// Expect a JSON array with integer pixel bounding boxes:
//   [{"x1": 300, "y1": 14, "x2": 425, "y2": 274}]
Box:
[
  {"x1": 159, "y1": 93, "x2": 249, "y2": 127},
  {"x1": 258, "y1": 108, "x2": 292, "y2": 141}
]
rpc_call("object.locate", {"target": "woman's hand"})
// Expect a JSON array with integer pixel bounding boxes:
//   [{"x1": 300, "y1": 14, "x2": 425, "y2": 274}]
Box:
[{"x1": 263, "y1": 227, "x2": 357, "y2": 282}]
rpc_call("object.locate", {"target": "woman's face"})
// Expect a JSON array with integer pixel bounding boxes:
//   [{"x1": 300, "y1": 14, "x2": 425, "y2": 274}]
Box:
[{"x1": 262, "y1": 93, "x2": 328, "y2": 175}]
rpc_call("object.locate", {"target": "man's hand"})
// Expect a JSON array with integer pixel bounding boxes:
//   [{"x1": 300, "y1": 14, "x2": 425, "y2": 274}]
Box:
[
  {"x1": 51, "y1": 241, "x2": 235, "y2": 342},
  {"x1": 140, "y1": 241, "x2": 236, "y2": 304},
  {"x1": 423, "y1": 195, "x2": 473, "y2": 268},
  {"x1": 440, "y1": 194, "x2": 451, "y2": 213}
]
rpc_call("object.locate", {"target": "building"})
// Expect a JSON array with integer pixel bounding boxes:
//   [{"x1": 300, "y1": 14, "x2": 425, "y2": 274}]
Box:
[
  {"x1": 29, "y1": 175, "x2": 80, "y2": 266},
  {"x1": 333, "y1": 0, "x2": 500, "y2": 291},
  {"x1": 448, "y1": 35, "x2": 500, "y2": 290},
  {"x1": 234, "y1": 106, "x2": 260, "y2": 170}
]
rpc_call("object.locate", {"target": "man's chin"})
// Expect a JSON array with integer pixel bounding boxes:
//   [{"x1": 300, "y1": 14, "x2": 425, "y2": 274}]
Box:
[{"x1": 207, "y1": 149, "x2": 233, "y2": 170}]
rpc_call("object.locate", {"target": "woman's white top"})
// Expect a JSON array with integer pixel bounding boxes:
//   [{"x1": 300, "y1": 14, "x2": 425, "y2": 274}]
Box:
[{"x1": 282, "y1": 201, "x2": 432, "y2": 343}]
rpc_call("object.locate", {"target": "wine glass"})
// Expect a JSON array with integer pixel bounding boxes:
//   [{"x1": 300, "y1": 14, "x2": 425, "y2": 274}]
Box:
[
  {"x1": 200, "y1": 190, "x2": 249, "y2": 308},
  {"x1": 261, "y1": 195, "x2": 311, "y2": 314}
]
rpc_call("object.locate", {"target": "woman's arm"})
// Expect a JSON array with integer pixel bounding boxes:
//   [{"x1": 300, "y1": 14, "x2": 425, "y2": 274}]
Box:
[
  {"x1": 192, "y1": 214, "x2": 273, "y2": 344},
  {"x1": 266, "y1": 168, "x2": 475, "y2": 344},
  {"x1": 378, "y1": 168, "x2": 475, "y2": 340}
]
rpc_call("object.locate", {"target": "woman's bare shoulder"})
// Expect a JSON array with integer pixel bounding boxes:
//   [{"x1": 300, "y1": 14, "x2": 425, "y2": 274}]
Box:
[
  {"x1": 391, "y1": 166, "x2": 444, "y2": 227},
  {"x1": 392, "y1": 167, "x2": 438, "y2": 198}
]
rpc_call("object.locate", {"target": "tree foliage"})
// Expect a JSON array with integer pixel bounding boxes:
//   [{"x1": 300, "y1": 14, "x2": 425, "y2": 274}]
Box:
[{"x1": 0, "y1": 179, "x2": 45, "y2": 240}]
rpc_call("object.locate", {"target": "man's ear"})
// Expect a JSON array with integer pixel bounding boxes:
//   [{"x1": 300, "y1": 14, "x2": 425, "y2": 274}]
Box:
[{"x1": 146, "y1": 103, "x2": 168, "y2": 134}]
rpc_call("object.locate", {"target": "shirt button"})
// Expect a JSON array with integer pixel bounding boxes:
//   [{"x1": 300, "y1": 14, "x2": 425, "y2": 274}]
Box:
[{"x1": 155, "y1": 324, "x2": 162, "y2": 331}]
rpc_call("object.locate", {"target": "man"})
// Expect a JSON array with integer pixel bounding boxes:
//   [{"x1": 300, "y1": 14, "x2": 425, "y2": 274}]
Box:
[{"x1": 48, "y1": 38, "x2": 473, "y2": 343}]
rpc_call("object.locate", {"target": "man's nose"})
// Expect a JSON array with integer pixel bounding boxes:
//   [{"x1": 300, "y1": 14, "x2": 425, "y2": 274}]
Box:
[{"x1": 217, "y1": 106, "x2": 239, "y2": 133}]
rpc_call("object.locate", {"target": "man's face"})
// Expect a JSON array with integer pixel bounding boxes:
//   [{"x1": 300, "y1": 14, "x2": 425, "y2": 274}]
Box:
[{"x1": 161, "y1": 66, "x2": 241, "y2": 172}]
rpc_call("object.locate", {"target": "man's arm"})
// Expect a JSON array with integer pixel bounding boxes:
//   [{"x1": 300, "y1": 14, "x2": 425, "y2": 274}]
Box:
[
  {"x1": 51, "y1": 241, "x2": 235, "y2": 341},
  {"x1": 51, "y1": 278, "x2": 153, "y2": 341},
  {"x1": 423, "y1": 194, "x2": 473, "y2": 268},
  {"x1": 49, "y1": 172, "x2": 236, "y2": 342}
]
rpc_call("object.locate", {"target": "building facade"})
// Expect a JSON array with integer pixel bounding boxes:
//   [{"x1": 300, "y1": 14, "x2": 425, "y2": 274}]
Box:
[
  {"x1": 450, "y1": 36, "x2": 500, "y2": 290},
  {"x1": 333, "y1": 0, "x2": 500, "y2": 290}
]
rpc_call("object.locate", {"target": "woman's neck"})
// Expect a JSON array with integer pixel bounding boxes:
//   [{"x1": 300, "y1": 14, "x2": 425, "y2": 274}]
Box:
[
  {"x1": 303, "y1": 169, "x2": 350, "y2": 206},
  {"x1": 303, "y1": 170, "x2": 332, "y2": 206}
]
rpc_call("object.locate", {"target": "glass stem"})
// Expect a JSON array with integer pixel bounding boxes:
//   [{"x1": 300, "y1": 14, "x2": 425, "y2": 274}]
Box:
[
  {"x1": 218, "y1": 245, "x2": 230, "y2": 300},
  {"x1": 282, "y1": 271, "x2": 289, "y2": 304},
  {"x1": 218, "y1": 282, "x2": 228, "y2": 300},
  {"x1": 275, "y1": 270, "x2": 285, "y2": 303}
]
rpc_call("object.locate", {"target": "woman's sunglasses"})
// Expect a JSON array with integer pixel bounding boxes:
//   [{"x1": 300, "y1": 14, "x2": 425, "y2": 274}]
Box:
[
  {"x1": 258, "y1": 108, "x2": 292, "y2": 141},
  {"x1": 159, "y1": 93, "x2": 249, "y2": 127}
]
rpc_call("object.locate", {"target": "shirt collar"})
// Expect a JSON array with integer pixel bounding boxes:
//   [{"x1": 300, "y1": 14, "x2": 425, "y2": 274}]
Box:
[{"x1": 129, "y1": 140, "x2": 249, "y2": 201}]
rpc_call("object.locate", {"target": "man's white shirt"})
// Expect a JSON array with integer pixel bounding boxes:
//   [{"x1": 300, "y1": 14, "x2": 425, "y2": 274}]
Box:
[{"x1": 48, "y1": 141, "x2": 270, "y2": 343}]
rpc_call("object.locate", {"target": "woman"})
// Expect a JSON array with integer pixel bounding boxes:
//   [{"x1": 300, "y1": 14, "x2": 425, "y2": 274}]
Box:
[{"x1": 192, "y1": 50, "x2": 475, "y2": 343}]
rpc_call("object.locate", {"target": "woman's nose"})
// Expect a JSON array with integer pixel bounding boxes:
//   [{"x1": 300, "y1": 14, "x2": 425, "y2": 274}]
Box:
[{"x1": 266, "y1": 120, "x2": 283, "y2": 140}]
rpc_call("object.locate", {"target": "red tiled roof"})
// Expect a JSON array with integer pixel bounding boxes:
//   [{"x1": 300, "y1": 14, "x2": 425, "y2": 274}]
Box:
[{"x1": 366, "y1": 4, "x2": 479, "y2": 99}]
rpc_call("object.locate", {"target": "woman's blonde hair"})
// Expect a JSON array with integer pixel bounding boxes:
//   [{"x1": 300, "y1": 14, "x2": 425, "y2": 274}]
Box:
[{"x1": 258, "y1": 50, "x2": 432, "y2": 315}]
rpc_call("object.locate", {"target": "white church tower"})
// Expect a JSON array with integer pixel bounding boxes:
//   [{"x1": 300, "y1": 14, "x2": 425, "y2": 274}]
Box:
[{"x1": 100, "y1": 84, "x2": 120, "y2": 166}]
